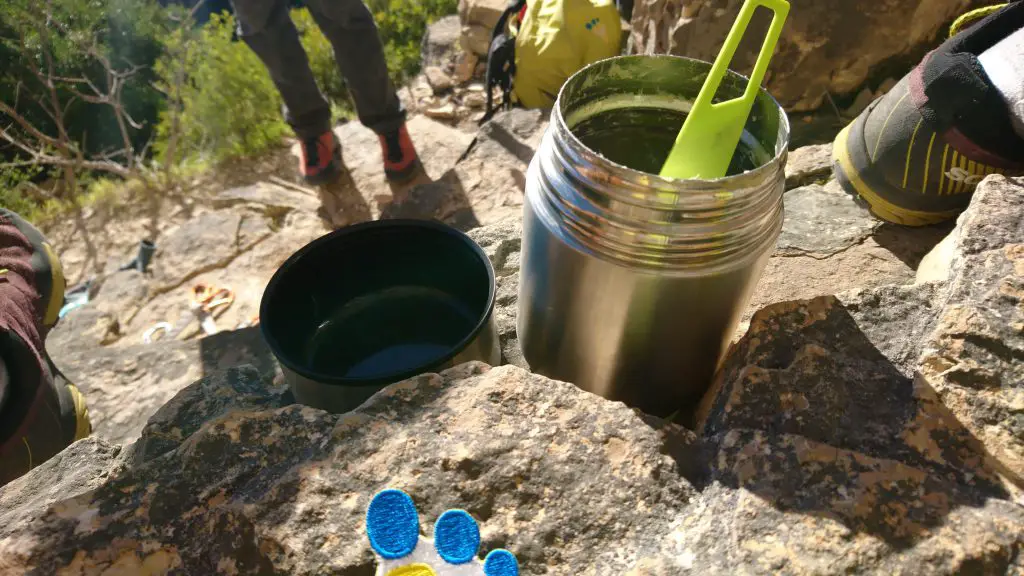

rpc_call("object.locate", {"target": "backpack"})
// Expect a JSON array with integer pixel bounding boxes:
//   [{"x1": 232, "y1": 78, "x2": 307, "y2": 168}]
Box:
[{"x1": 482, "y1": 0, "x2": 623, "y2": 123}]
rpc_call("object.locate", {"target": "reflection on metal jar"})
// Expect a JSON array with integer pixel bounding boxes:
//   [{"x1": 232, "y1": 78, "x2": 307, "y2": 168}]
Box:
[{"x1": 517, "y1": 55, "x2": 790, "y2": 419}]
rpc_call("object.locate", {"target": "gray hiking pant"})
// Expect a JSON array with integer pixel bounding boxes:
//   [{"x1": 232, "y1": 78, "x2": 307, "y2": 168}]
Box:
[{"x1": 230, "y1": 0, "x2": 406, "y2": 139}]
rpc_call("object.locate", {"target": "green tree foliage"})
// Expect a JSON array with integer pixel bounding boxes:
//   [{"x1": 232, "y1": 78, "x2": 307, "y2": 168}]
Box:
[
  {"x1": 368, "y1": 0, "x2": 460, "y2": 83},
  {"x1": 154, "y1": 12, "x2": 291, "y2": 163},
  {"x1": 2, "y1": 0, "x2": 459, "y2": 213},
  {"x1": 0, "y1": 0, "x2": 166, "y2": 160},
  {"x1": 0, "y1": 166, "x2": 42, "y2": 215}
]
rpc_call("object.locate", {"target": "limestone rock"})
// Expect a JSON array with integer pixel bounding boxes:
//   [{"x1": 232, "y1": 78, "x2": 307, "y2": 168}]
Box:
[
  {"x1": 459, "y1": 0, "x2": 507, "y2": 32},
  {"x1": 422, "y1": 15, "x2": 462, "y2": 71},
  {"x1": 784, "y1": 143, "x2": 832, "y2": 189},
  {"x1": 845, "y1": 87, "x2": 876, "y2": 118},
  {"x1": 777, "y1": 180, "x2": 880, "y2": 256},
  {"x1": 46, "y1": 270, "x2": 151, "y2": 349},
  {"x1": 449, "y1": 108, "x2": 547, "y2": 226},
  {"x1": 630, "y1": 0, "x2": 988, "y2": 111},
  {"x1": 46, "y1": 306, "x2": 121, "y2": 350},
  {"x1": 917, "y1": 176, "x2": 1024, "y2": 480},
  {"x1": 0, "y1": 364, "x2": 705, "y2": 574},
  {"x1": 469, "y1": 219, "x2": 525, "y2": 368},
  {"x1": 211, "y1": 182, "x2": 320, "y2": 215},
  {"x1": 47, "y1": 324, "x2": 280, "y2": 445},
  {"x1": 744, "y1": 220, "x2": 952, "y2": 328},
  {"x1": 326, "y1": 115, "x2": 474, "y2": 219},
  {"x1": 121, "y1": 210, "x2": 324, "y2": 345},
  {"x1": 454, "y1": 52, "x2": 480, "y2": 84},
  {"x1": 425, "y1": 100, "x2": 457, "y2": 119},
  {"x1": 382, "y1": 109, "x2": 546, "y2": 230},
  {"x1": 690, "y1": 431, "x2": 1024, "y2": 574},
  {"x1": 700, "y1": 293, "x2": 990, "y2": 486},
  {"x1": 461, "y1": 24, "x2": 492, "y2": 57},
  {"x1": 425, "y1": 66, "x2": 454, "y2": 93},
  {"x1": 0, "y1": 437, "x2": 125, "y2": 541},
  {"x1": 462, "y1": 90, "x2": 487, "y2": 109},
  {"x1": 4, "y1": 360, "x2": 1022, "y2": 574},
  {"x1": 694, "y1": 231, "x2": 1024, "y2": 572},
  {"x1": 916, "y1": 230, "x2": 957, "y2": 284},
  {"x1": 128, "y1": 365, "x2": 289, "y2": 466},
  {"x1": 151, "y1": 211, "x2": 271, "y2": 292}
]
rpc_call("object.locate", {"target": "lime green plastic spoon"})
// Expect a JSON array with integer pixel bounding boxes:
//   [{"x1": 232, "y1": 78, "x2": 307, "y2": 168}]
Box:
[{"x1": 659, "y1": 0, "x2": 790, "y2": 180}]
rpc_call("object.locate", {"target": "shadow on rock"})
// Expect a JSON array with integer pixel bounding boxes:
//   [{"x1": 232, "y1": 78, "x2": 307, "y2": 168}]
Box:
[
  {"x1": 698, "y1": 295, "x2": 1014, "y2": 548},
  {"x1": 872, "y1": 221, "x2": 955, "y2": 269},
  {"x1": 199, "y1": 325, "x2": 280, "y2": 381},
  {"x1": 468, "y1": 117, "x2": 539, "y2": 167},
  {"x1": 316, "y1": 167, "x2": 373, "y2": 228},
  {"x1": 380, "y1": 169, "x2": 481, "y2": 231}
]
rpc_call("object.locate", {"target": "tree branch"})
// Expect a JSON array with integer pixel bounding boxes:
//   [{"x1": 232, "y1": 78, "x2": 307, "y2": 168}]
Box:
[{"x1": 0, "y1": 101, "x2": 63, "y2": 149}]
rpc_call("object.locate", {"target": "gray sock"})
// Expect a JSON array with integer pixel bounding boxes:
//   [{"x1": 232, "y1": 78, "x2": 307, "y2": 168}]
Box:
[{"x1": 978, "y1": 26, "x2": 1024, "y2": 139}]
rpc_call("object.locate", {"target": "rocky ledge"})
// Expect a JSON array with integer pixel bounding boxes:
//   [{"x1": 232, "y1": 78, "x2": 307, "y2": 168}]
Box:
[{"x1": 2, "y1": 176, "x2": 1023, "y2": 575}]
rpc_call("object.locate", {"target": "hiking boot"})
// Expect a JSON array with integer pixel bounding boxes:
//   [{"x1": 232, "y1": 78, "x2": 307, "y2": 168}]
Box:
[
  {"x1": 300, "y1": 131, "x2": 342, "y2": 185},
  {"x1": 379, "y1": 124, "x2": 423, "y2": 183},
  {"x1": 832, "y1": 2, "x2": 1024, "y2": 226}
]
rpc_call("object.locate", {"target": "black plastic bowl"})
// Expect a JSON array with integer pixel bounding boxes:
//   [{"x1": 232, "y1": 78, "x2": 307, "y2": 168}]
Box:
[{"x1": 260, "y1": 219, "x2": 500, "y2": 413}]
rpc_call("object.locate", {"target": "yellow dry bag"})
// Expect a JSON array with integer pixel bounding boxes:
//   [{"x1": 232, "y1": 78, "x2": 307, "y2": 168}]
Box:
[{"x1": 483, "y1": 0, "x2": 623, "y2": 120}]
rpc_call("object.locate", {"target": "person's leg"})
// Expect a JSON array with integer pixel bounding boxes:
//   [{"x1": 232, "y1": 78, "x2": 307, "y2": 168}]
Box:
[
  {"x1": 232, "y1": 0, "x2": 330, "y2": 138},
  {"x1": 231, "y1": 0, "x2": 342, "y2": 183},
  {"x1": 302, "y1": 0, "x2": 405, "y2": 135},
  {"x1": 0, "y1": 209, "x2": 90, "y2": 487},
  {"x1": 303, "y1": 0, "x2": 422, "y2": 182}
]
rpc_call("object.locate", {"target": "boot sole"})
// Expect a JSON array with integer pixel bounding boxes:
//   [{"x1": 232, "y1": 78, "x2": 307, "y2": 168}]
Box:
[
  {"x1": 385, "y1": 159, "x2": 425, "y2": 185},
  {"x1": 303, "y1": 143, "x2": 344, "y2": 186},
  {"x1": 832, "y1": 121, "x2": 961, "y2": 227},
  {"x1": 303, "y1": 164, "x2": 341, "y2": 186}
]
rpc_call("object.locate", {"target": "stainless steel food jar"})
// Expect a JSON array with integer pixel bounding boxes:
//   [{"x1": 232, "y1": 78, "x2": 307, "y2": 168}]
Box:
[{"x1": 517, "y1": 55, "x2": 789, "y2": 417}]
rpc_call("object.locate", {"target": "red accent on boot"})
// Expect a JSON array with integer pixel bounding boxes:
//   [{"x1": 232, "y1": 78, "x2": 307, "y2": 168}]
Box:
[
  {"x1": 299, "y1": 131, "x2": 341, "y2": 184},
  {"x1": 379, "y1": 124, "x2": 422, "y2": 182}
]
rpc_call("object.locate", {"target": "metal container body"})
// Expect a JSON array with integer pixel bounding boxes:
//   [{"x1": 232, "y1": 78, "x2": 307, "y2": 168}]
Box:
[
  {"x1": 285, "y1": 311, "x2": 500, "y2": 413},
  {"x1": 518, "y1": 55, "x2": 789, "y2": 417}
]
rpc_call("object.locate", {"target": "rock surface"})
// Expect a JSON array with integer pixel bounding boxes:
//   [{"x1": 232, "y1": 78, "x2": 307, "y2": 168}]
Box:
[
  {"x1": 313, "y1": 115, "x2": 475, "y2": 224},
  {"x1": 630, "y1": 0, "x2": 990, "y2": 111},
  {"x1": 151, "y1": 210, "x2": 263, "y2": 292},
  {"x1": 469, "y1": 219, "x2": 525, "y2": 368},
  {"x1": 744, "y1": 179, "x2": 953, "y2": 328},
  {"x1": 6, "y1": 172, "x2": 1024, "y2": 573},
  {"x1": 422, "y1": 15, "x2": 462, "y2": 71},
  {"x1": 777, "y1": 180, "x2": 880, "y2": 256},
  {"x1": 784, "y1": 143, "x2": 832, "y2": 189},
  {"x1": 49, "y1": 322, "x2": 280, "y2": 445},
  {"x1": 459, "y1": 0, "x2": 506, "y2": 56},
  {"x1": 5, "y1": 174, "x2": 1024, "y2": 574},
  {"x1": 0, "y1": 437, "x2": 126, "y2": 541},
  {"x1": 383, "y1": 108, "x2": 547, "y2": 229},
  {"x1": 916, "y1": 176, "x2": 1024, "y2": 482}
]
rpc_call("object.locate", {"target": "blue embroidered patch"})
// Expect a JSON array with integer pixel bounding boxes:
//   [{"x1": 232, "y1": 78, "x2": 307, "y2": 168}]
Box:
[
  {"x1": 366, "y1": 489, "x2": 421, "y2": 559},
  {"x1": 366, "y1": 489, "x2": 520, "y2": 576},
  {"x1": 434, "y1": 510, "x2": 480, "y2": 564},
  {"x1": 484, "y1": 549, "x2": 519, "y2": 576}
]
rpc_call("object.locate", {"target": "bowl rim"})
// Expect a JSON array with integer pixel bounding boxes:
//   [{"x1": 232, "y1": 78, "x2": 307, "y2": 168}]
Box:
[{"x1": 259, "y1": 219, "x2": 497, "y2": 387}]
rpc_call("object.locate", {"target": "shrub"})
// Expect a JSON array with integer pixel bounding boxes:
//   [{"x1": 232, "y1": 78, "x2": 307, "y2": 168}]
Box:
[
  {"x1": 0, "y1": 166, "x2": 42, "y2": 217},
  {"x1": 368, "y1": 0, "x2": 460, "y2": 83},
  {"x1": 154, "y1": 12, "x2": 290, "y2": 164},
  {"x1": 154, "y1": 8, "x2": 367, "y2": 164}
]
